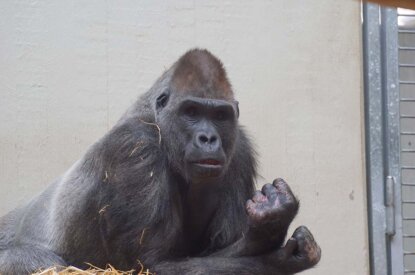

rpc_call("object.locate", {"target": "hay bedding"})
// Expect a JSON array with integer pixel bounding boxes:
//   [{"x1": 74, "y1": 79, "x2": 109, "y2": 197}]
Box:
[{"x1": 32, "y1": 262, "x2": 152, "y2": 275}]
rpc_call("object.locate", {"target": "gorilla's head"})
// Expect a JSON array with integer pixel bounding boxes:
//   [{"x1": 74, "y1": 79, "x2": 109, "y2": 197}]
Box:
[{"x1": 154, "y1": 49, "x2": 239, "y2": 183}]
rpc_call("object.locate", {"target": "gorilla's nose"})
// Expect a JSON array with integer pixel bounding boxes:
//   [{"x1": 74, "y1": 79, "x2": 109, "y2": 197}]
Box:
[{"x1": 195, "y1": 132, "x2": 220, "y2": 151}]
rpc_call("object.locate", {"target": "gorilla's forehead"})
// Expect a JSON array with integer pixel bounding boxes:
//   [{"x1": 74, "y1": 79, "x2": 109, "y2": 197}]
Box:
[
  {"x1": 170, "y1": 49, "x2": 234, "y2": 100},
  {"x1": 174, "y1": 86, "x2": 233, "y2": 100}
]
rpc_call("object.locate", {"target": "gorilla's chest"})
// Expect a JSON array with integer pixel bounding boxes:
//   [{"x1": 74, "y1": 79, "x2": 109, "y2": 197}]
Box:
[{"x1": 181, "y1": 186, "x2": 221, "y2": 254}]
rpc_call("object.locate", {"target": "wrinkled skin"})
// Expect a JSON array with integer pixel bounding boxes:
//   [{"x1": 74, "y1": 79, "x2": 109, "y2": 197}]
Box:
[{"x1": 0, "y1": 49, "x2": 320, "y2": 275}]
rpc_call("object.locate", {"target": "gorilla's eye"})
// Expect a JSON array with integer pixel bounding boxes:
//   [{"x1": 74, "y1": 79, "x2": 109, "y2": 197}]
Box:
[
  {"x1": 184, "y1": 106, "x2": 198, "y2": 117},
  {"x1": 215, "y1": 110, "x2": 227, "y2": 121},
  {"x1": 156, "y1": 93, "x2": 169, "y2": 109}
]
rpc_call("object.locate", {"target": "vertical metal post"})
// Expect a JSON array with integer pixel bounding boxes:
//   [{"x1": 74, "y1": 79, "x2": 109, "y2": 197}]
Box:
[
  {"x1": 363, "y1": 3, "x2": 403, "y2": 275},
  {"x1": 363, "y1": 3, "x2": 389, "y2": 274},
  {"x1": 381, "y1": 7, "x2": 404, "y2": 275}
]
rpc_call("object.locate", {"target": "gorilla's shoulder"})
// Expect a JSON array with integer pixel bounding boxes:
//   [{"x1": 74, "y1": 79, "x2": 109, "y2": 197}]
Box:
[{"x1": 98, "y1": 115, "x2": 163, "y2": 167}]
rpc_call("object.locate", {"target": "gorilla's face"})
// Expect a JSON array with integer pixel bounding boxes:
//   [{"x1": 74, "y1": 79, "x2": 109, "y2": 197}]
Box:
[{"x1": 156, "y1": 92, "x2": 239, "y2": 183}]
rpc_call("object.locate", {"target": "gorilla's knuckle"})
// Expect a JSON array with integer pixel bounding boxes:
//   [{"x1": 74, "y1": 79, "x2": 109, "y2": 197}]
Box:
[
  {"x1": 246, "y1": 199, "x2": 254, "y2": 207},
  {"x1": 307, "y1": 244, "x2": 322, "y2": 265},
  {"x1": 273, "y1": 178, "x2": 286, "y2": 185},
  {"x1": 262, "y1": 183, "x2": 274, "y2": 192},
  {"x1": 246, "y1": 202, "x2": 257, "y2": 216},
  {"x1": 297, "y1": 225, "x2": 309, "y2": 233}
]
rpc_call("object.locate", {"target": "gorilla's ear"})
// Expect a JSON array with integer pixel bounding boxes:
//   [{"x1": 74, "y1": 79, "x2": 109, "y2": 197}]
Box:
[
  {"x1": 156, "y1": 92, "x2": 169, "y2": 110},
  {"x1": 234, "y1": 100, "x2": 240, "y2": 118}
]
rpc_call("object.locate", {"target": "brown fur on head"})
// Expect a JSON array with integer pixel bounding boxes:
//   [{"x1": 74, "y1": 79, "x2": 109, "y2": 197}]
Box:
[{"x1": 171, "y1": 49, "x2": 234, "y2": 100}]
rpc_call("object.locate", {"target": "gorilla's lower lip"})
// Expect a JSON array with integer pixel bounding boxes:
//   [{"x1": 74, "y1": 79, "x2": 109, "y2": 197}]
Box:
[
  {"x1": 194, "y1": 163, "x2": 222, "y2": 169},
  {"x1": 191, "y1": 160, "x2": 223, "y2": 178},
  {"x1": 188, "y1": 158, "x2": 224, "y2": 179}
]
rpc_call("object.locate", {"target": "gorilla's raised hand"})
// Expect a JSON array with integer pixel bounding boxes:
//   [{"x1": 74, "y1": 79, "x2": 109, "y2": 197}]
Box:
[
  {"x1": 211, "y1": 178, "x2": 301, "y2": 258},
  {"x1": 245, "y1": 178, "x2": 299, "y2": 254}
]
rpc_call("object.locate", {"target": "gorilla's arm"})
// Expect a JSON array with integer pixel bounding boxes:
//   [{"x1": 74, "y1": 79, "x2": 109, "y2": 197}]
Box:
[{"x1": 152, "y1": 226, "x2": 321, "y2": 275}]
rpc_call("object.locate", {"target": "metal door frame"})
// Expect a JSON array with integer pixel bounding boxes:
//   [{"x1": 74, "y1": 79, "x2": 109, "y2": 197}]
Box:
[{"x1": 363, "y1": 3, "x2": 404, "y2": 275}]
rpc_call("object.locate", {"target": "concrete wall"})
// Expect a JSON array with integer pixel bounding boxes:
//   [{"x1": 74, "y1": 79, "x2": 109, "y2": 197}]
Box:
[{"x1": 0, "y1": 1, "x2": 368, "y2": 274}]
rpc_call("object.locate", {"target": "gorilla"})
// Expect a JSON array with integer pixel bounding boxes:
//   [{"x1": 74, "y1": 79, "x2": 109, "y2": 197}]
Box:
[{"x1": 0, "y1": 49, "x2": 320, "y2": 274}]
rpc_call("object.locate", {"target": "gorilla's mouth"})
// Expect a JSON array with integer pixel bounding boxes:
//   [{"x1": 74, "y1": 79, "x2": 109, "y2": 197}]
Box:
[
  {"x1": 195, "y1": 159, "x2": 222, "y2": 166},
  {"x1": 191, "y1": 159, "x2": 223, "y2": 179}
]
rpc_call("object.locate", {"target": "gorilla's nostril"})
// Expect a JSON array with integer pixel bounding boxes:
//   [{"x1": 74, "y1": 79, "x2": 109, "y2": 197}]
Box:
[
  {"x1": 199, "y1": 135, "x2": 209, "y2": 143},
  {"x1": 210, "y1": 136, "x2": 217, "y2": 143}
]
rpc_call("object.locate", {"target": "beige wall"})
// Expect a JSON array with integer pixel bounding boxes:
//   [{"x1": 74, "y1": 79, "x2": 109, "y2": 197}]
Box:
[{"x1": 0, "y1": 1, "x2": 368, "y2": 274}]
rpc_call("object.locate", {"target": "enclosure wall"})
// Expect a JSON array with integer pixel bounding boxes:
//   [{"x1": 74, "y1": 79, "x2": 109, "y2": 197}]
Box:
[{"x1": 0, "y1": 1, "x2": 368, "y2": 274}]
